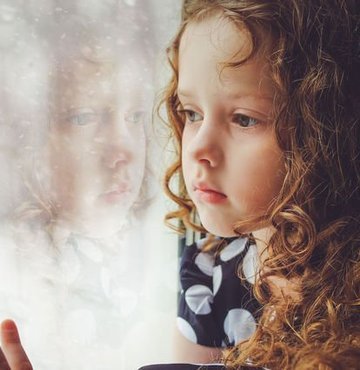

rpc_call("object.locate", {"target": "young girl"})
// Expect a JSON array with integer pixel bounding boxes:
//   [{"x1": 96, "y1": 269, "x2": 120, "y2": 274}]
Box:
[
  {"x1": 165, "y1": 0, "x2": 359, "y2": 368},
  {"x1": 1, "y1": 0, "x2": 359, "y2": 369}
]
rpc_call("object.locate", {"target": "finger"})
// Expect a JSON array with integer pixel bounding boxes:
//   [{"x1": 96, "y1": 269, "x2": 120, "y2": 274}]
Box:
[
  {"x1": 0, "y1": 320, "x2": 32, "y2": 370},
  {"x1": 0, "y1": 347, "x2": 11, "y2": 370}
]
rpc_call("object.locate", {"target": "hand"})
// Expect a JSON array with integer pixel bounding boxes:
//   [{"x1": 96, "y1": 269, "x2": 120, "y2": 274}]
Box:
[{"x1": 0, "y1": 320, "x2": 32, "y2": 370}]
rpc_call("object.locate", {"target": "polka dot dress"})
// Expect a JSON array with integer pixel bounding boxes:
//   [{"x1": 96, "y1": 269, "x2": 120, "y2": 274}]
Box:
[
  {"x1": 138, "y1": 364, "x2": 225, "y2": 369},
  {"x1": 177, "y1": 237, "x2": 261, "y2": 347}
]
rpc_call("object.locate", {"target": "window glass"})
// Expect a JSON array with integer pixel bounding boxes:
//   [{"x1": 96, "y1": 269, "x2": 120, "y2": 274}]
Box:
[{"x1": 0, "y1": 1, "x2": 181, "y2": 368}]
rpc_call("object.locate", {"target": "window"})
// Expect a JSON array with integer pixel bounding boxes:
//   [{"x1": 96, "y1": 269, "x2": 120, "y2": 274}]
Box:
[{"x1": 0, "y1": 1, "x2": 181, "y2": 369}]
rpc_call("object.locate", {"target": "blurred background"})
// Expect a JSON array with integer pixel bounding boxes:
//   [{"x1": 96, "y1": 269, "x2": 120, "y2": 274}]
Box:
[{"x1": 0, "y1": 1, "x2": 182, "y2": 369}]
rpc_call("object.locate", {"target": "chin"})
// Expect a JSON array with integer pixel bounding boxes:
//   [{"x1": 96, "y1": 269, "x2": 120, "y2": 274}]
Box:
[
  {"x1": 200, "y1": 217, "x2": 237, "y2": 238},
  {"x1": 71, "y1": 210, "x2": 130, "y2": 238}
]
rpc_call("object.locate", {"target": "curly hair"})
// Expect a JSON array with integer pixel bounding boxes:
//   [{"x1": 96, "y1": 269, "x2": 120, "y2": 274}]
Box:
[{"x1": 162, "y1": 0, "x2": 360, "y2": 368}]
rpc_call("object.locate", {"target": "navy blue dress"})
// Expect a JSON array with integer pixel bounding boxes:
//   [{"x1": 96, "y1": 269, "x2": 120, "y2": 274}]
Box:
[
  {"x1": 138, "y1": 365, "x2": 225, "y2": 370},
  {"x1": 138, "y1": 238, "x2": 262, "y2": 370},
  {"x1": 177, "y1": 237, "x2": 261, "y2": 348}
]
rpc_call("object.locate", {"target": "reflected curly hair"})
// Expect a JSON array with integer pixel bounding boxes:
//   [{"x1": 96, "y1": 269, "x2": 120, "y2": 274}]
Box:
[{"x1": 163, "y1": 0, "x2": 360, "y2": 368}]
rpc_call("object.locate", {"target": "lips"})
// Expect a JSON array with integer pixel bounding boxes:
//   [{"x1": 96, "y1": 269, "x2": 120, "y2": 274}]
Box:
[
  {"x1": 193, "y1": 182, "x2": 227, "y2": 204},
  {"x1": 100, "y1": 182, "x2": 132, "y2": 203}
]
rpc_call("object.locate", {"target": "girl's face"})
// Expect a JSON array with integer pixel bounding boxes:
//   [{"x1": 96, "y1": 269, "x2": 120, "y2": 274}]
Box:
[
  {"x1": 49, "y1": 56, "x2": 149, "y2": 237},
  {"x1": 179, "y1": 15, "x2": 286, "y2": 237}
]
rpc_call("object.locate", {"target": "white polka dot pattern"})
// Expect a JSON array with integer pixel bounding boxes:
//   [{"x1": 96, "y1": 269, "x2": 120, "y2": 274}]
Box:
[
  {"x1": 195, "y1": 238, "x2": 207, "y2": 250},
  {"x1": 176, "y1": 317, "x2": 198, "y2": 343},
  {"x1": 185, "y1": 284, "x2": 213, "y2": 315},
  {"x1": 178, "y1": 237, "x2": 261, "y2": 347},
  {"x1": 242, "y1": 244, "x2": 259, "y2": 285},
  {"x1": 195, "y1": 252, "x2": 215, "y2": 276},
  {"x1": 212, "y1": 265, "x2": 222, "y2": 296},
  {"x1": 223, "y1": 308, "x2": 256, "y2": 344},
  {"x1": 220, "y1": 238, "x2": 247, "y2": 261}
]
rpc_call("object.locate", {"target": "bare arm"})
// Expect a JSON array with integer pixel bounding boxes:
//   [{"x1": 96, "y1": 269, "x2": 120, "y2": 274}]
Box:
[
  {"x1": 173, "y1": 328, "x2": 223, "y2": 364},
  {"x1": 0, "y1": 320, "x2": 33, "y2": 370}
]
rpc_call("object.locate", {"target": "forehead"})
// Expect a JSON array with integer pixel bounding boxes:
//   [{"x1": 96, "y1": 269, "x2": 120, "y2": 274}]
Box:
[
  {"x1": 54, "y1": 56, "x2": 151, "y2": 110},
  {"x1": 178, "y1": 14, "x2": 274, "y2": 99},
  {"x1": 58, "y1": 57, "x2": 148, "y2": 88},
  {"x1": 179, "y1": 14, "x2": 252, "y2": 66}
]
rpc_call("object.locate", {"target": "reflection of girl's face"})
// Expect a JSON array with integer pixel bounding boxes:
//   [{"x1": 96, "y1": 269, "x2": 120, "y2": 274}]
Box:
[{"x1": 49, "y1": 57, "x2": 149, "y2": 236}]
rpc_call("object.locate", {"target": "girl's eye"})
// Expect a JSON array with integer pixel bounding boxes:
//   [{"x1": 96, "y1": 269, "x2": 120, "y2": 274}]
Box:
[
  {"x1": 66, "y1": 112, "x2": 100, "y2": 126},
  {"x1": 180, "y1": 109, "x2": 203, "y2": 123},
  {"x1": 124, "y1": 110, "x2": 145, "y2": 124},
  {"x1": 232, "y1": 113, "x2": 260, "y2": 128}
]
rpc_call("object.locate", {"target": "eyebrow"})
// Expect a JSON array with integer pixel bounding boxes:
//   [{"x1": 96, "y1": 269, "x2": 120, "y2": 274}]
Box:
[{"x1": 228, "y1": 92, "x2": 273, "y2": 102}]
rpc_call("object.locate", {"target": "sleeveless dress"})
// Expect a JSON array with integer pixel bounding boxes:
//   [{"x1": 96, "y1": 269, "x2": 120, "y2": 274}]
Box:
[
  {"x1": 138, "y1": 238, "x2": 263, "y2": 369},
  {"x1": 177, "y1": 237, "x2": 261, "y2": 347},
  {"x1": 138, "y1": 365, "x2": 225, "y2": 370}
]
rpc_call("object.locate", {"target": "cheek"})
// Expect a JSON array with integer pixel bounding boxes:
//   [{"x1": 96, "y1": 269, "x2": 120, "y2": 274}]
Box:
[
  {"x1": 181, "y1": 154, "x2": 192, "y2": 194},
  {"x1": 132, "y1": 148, "x2": 146, "y2": 184},
  {"x1": 49, "y1": 134, "x2": 102, "y2": 199},
  {"x1": 128, "y1": 129, "x2": 146, "y2": 165},
  {"x1": 231, "y1": 139, "x2": 285, "y2": 211},
  {"x1": 181, "y1": 130, "x2": 192, "y2": 185}
]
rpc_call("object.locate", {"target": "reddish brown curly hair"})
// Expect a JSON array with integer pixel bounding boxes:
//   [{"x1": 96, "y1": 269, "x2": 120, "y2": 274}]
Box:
[{"x1": 162, "y1": 0, "x2": 360, "y2": 369}]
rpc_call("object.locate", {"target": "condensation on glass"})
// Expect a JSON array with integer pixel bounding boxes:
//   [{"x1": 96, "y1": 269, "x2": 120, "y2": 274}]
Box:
[{"x1": 0, "y1": 1, "x2": 181, "y2": 369}]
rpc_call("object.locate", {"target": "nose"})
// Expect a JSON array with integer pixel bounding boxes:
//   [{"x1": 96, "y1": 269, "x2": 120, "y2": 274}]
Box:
[
  {"x1": 104, "y1": 143, "x2": 133, "y2": 169},
  {"x1": 102, "y1": 125, "x2": 135, "y2": 169},
  {"x1": 185, "y1": 117, "x2": 223, "y2": 168}
]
